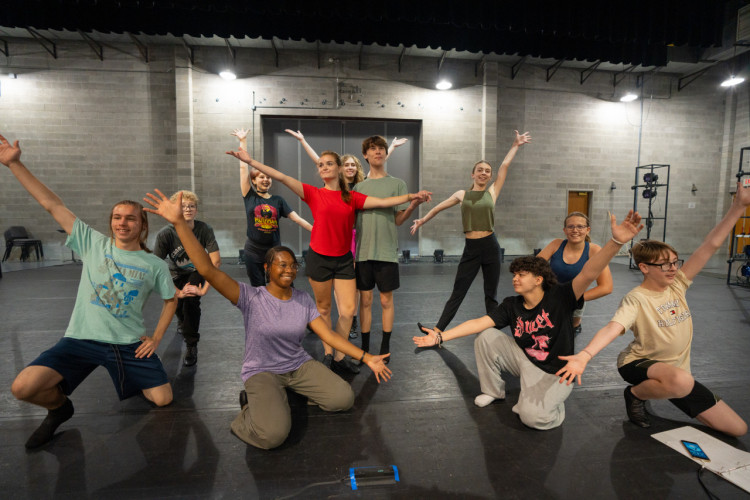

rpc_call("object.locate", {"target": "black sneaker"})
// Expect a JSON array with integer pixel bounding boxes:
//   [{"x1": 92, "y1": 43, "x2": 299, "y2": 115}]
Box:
[
  {"x1": 239, "y1": 390, "x2": 248, "y2": 409},
  {"x1": 349, "y1": 317, "x2": 359, "y2": 339},
  {"x1": 322, "y1": 354, "x2": 333, "y2": 369},
  {"x1": 624, "y1": 386, "x2": 650, "y2": 428},
  {"x1": 184, "y1": 345, "x2": 198, "y2": 367},
  {"x1": 25, "y1": 398, "x2": 75, "y2": 449},
  {"x1": 333, "y1": 357, "x2": 360, "y2": 374}
]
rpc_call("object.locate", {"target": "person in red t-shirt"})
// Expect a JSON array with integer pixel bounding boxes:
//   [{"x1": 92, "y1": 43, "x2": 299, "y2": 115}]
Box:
[{"x1": 227, "y1": 147, "x2": 430, "y2": 373}]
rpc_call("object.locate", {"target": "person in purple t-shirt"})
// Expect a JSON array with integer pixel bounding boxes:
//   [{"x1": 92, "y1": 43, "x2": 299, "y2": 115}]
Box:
[{"x1": 144, "y1": 188, "x2": 392, "y2": 450}]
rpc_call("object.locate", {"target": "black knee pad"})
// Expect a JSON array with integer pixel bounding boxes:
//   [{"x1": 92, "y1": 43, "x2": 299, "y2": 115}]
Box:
[{"x1": 669, "y1": 381, "x2": 719, "y2": 418}]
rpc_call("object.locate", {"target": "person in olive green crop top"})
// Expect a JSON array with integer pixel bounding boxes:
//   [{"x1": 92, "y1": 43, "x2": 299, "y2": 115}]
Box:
[{"x1": 411, "y1": 130, "x2": 531, "y2": 331}]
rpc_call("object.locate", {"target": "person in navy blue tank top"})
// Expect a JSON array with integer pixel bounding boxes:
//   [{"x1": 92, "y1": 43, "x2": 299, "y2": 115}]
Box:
[{"x1": 537, "y1": 212, "x2": 613, "y2": 335}]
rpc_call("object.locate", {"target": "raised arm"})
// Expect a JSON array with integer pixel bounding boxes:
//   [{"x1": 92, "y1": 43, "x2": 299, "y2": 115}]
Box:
[
  {"x1": 555, "y1": 321, "x2": 625, "y2": 385},
  {"x1": 144, "y1": 190, "x2": 240, "y2": 305},
  {"x1": 489, "y1": 130, "x2": 531, "y2": 201},
  {"x1": 681, "y1": 181, "x2": 750, "y2": 280},
  {"x1": 226, "y1": 149, "x2": 304, "y2": 199},
  {"x1": 288, "y1": 211, "x2": 313, "y2": 232},
  {"x1": 0, "y1": 134, "x2": 76, "y2": 234},
  {"x1": 536, "y1": 238, "x2": 563, "y2": 261},
  {"x1": 285, "y1": 129, "x2": 320, "y2": 165},
  {"x1": 582, "y1": 244, "x2": 613, "y2": 301},
  {"x1": 571, "y1": 211, "x2": 643, "y2": 299},
  {"x1": 230, "y1": 128, "x2": 252, "y2": 197},
  {"x1": 386, "y1": 137, "x2": 408, "y2": 159},
  {"x1": 410, "y1": 191, "x2": 463, "y2": 234},
  {"x1": 309, "y1": 317, "x2": 392, "y2": 383},
  {"x1": 363, "y1": 190, "x2": 432, "y2": 210}
]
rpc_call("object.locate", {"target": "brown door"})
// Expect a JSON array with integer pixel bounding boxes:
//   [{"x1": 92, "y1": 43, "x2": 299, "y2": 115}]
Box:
[{"x1": 567, "y1": 191, "x2": 590, "y2": 217}]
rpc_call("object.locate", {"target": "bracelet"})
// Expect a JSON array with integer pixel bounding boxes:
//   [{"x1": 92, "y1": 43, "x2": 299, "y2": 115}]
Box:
[
  {"x1": 581, "y1": 349, "x2": 594, "y2": 360},
  {"x1": 611, "y1": 237, "x2": 625, "y2": 245},
  {"x1": 359, "y1": 351, "x2": 366, "y2": 363},
  {"x1": 435, "y1": 332, "x2": 443, "y2": 348}
]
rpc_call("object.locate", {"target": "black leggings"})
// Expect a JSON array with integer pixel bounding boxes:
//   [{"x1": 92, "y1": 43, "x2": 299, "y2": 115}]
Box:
[{"x1": 435, "y1": 234, "x2": 501, "y2": 331}]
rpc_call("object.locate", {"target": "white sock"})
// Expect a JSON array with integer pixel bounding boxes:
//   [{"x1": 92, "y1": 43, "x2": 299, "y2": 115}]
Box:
[{"x1": 474, "y1": 394, "x2": 496, "y2": 407}]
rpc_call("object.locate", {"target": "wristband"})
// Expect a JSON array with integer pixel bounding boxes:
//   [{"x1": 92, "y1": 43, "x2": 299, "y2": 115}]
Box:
[
  {"x1": 359, "y1": 351, "x2": 366, "y2": 363},
  {"x1": 581, "y1": 349, "x2": 594, "y2": 359},
  {"x1": 611, "y1": 237, "x2": 625, "y2": 245}
]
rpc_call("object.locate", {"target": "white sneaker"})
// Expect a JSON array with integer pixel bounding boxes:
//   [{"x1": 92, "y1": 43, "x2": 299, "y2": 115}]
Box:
[{"x1": 474, "y1": 394, "x2": 496, "y2": 407}]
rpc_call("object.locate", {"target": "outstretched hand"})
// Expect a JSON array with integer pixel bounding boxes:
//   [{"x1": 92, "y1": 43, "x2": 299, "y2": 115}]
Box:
[
  {"x1": 390, "y1": 137, "x2": 408, "y2": 149},
  {"x1": 514, "y1": 130, "x2": 532, "y2": 147},
  {"x1": 555, "y1": 353, "x2": 590, "y2": 386},
  {"x1": 413, "y1": 190, "x2": 432, "y2": 203},
  {"x1": 610, "y1": 210, "x2": 644, "y2": 245},
  {"x1": 285, "y1": 129, "x2": 304, "y2": 141},
  {"x1": 143, "y1": 189, "x2": 185, "y2": 225},
  {"x1": 0, "y1": 134, "x2": 22, "y2": 166},
  {"x1": 365, "y1": 354, "x2": 393, "y2": 383},
  {"x1": 231, "y1": 128, "x2": 249, "y2": 141},
  {"x1": 410, "y1": 218, "x2": 424, "y2": 235},
  {"x1": 226, "y1": 149, "x2": 253, "y2": 165},
  {"x1": 413, "y1": 325, "x2": 439, "y2": 348}
]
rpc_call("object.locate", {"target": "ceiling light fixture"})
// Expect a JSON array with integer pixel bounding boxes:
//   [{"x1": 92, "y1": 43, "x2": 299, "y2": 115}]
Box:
[
  {"x1": 721, "y1": 75, "x2": 745, "y2": 87},
  {"x1": 436, "y1": 80, "x2": 452, "y2": 90},
  {"x1": 219, "y1": 70, "x2": 237, "y2": 81},
  {"x1": 620, "y1": 93, "x2": 638, "y2": 102}
]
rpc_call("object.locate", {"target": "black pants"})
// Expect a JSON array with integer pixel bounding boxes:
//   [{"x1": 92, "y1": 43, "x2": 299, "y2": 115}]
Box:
[
  {"x1": 173, "y1": 271, "x2": 205, "y2": 346},
  {"x1": 435, "y1": 234, "x2": 501, "y2": 331}
]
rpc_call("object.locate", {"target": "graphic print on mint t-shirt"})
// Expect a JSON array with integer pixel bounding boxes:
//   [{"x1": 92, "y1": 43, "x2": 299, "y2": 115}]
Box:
[
  {"x1": 90, "y1": 256, "x2": 148, "y2": 317},
  {"x1": 254, "y1": 204, "x2": 279, "y2": 234},
  {"x1": 514, "y1": 309, "x2": 555, "y2": 361}
]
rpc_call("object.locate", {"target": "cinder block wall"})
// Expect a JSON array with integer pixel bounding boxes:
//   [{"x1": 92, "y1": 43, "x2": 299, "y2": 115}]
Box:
[{"x1": 0, "y1": 40, "x2": 742, "y2": 261}]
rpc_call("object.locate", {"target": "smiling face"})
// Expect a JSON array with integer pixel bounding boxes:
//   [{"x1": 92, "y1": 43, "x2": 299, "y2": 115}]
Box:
[
  {"x1": 109, "y1": 202, "x2": 146, "y2": 250},
  {"x1": 563, "y1": 215, "x2": 590, "y2": 243},
  {"x1": 264, "y1": 248, "x2": 298, "y2": 289},
  {"x1": 342, "y1": 155, "x2": 362, "y2": 183},
  {"x1": 639, "y1": 250, "x2": 679, "y2": 289},
  {"x1": 471, "y1": 162, "x2": 492, "y2": 188},
  {"x1": 317, "y1": 153, "x2": 341, "y2": 183},
  {"x1": 251, "y1": 170, "x2": 272, "y2": 193}
]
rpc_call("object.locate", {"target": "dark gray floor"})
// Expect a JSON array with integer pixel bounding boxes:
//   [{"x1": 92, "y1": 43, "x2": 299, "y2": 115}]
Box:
[{"x1": 1, "y1": 259, "x2": 750, "y2": 499}]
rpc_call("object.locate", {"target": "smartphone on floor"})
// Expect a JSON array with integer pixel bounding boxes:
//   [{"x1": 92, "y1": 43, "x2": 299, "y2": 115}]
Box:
[{"x1": 681, "y1": 440, "x2": 710, "y2": 461}]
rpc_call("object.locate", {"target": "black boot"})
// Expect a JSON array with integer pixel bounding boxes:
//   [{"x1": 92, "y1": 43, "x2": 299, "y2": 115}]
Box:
[
  {"x1": 624, "y1": 386, "x2": 650, "y2": 428},
  {"x1": 184, "y1": 344, "x2": 198, "y2": 367},
  {"x1": 25, "y1": 398, "x2": 75, "y2": 449}
]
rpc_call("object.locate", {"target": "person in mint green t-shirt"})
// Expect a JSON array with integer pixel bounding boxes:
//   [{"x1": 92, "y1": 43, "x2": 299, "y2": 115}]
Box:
[{"x1": 0, "y1": 133, "x2": 177, "y2": 450}]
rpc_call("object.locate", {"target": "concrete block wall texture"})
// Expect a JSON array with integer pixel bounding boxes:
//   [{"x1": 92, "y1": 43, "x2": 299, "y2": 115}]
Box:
[{"x1": 0, "y1": 39, "x2": 744, "y2": 262}]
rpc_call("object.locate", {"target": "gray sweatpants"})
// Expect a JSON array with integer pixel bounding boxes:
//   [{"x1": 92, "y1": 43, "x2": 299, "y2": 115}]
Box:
[
  {"x1": 474, "y1": 328, "x2": 573, "y2": 430},
  {"x1": 230, "y1": 359, "x2": 355, "y2": 449}
]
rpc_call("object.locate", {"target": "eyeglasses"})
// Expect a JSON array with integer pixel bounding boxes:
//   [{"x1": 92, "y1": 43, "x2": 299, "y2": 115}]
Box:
[
  {"x1": 273, "y1": 261, "x2": 299, "y2": 271},
  {"x1": 182, "y1": 204, "x2": 197, "y2": 211},
  {"x1": 565, "y1": 225, "x2": 589, "y2": 231},
  {"x1": 643, "y1": 259, "x2": 683, "y2": 271}
]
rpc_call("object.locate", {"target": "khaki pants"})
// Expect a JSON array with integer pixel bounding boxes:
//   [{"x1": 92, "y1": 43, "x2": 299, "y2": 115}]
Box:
[
  {"x1": 474, "y1": 328, "x2": 573, "y2": 430},
  {"x1": 230, "y1": 359, "x2": 354, "y2": 449}
]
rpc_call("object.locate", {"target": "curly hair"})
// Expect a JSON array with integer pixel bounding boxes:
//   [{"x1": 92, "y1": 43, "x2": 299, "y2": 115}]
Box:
[{"x1": 509, "y1": 256, "x2": 558, "y2": 291}]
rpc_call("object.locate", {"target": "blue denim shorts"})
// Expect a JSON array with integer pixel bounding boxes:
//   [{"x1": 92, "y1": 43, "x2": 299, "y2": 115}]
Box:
[{"x1": 29, "y1": 337, "x2": 169, "y2": 400}]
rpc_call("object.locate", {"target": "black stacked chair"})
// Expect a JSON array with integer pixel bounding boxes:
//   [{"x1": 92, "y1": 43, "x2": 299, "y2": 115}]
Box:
[{"x1": 3, "y1": 226, "x2": 43, "y2": 262}]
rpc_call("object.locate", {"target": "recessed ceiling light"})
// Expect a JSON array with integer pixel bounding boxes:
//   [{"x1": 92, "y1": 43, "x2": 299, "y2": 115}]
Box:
[
  {"x1": 219, "y1": 70, "x2": 237, "y2": 80},
  {"x1": 436, "y1": 80, "x2": 452, "y2": 90},
  {"x1": 721, "y1": 75, "x2": 745, "y2": 87},
  {"x1": 620, "y1": 93, "x2": 638, "y2": 102}
]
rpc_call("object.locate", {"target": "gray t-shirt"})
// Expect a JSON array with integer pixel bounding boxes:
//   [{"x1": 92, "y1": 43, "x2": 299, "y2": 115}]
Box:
[
  {"x1": 354, "y1": 175, "x2": 408, "y2": 263},
  {"x1": 236, "y1": 283, "x2": 321, "y2": 381}
]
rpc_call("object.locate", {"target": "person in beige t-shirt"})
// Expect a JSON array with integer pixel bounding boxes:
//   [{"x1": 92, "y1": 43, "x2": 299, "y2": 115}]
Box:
[{"x1": 556, "y1": 181, "x2": 750, "y2": 437}]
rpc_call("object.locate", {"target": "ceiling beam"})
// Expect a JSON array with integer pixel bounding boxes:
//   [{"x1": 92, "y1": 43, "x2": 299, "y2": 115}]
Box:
[
  {"x1": 580, "y1": 61, "x2": 601, "y2": 84},
  {"x1": 398, "y1": 46, "x2": 406, "y2": 73},
  {"x1": 127, "y1": 32, "x2": 148, "y2": 63},
  {"x1": 77, "y1": 30, "x2": 103, "y2": 61},
  {"x1": 27, "y1": 27, "x2": 57, "y2": 59},
  {"x1": 438, "y1": 50, "x2": 447, "y2": 72},
  {"x1": 613, "y1": 65, "x2": 636, "y2": 87},
  {"x1": 546, "y1": 59, "x2": 564, "y2": 82},
  {"x1": 0, "y1": 38, "x2": 8, "y2": 57},
  {"x1": 511, "y1": 55, "x2": 528, "y2": 80},
  {"x1": 270, "y1": 38, "x2": 279, "y2": 67}
]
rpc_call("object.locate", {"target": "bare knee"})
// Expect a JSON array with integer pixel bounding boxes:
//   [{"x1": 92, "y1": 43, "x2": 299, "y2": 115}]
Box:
[
  {"x1": 360, "y1": 291, "x2": 373, "y2": 309},
  {"x1": 11, "y1": 377, "x2": 34, "y2": 401},
  {"x1": 143, "y1": 384, "x2": 173, "y2": 407},
  {"x1": 665, "y1": 370, "x2": 695, "y2": 398},
  {"x1": 379, "y1": 292, "x2": 393, "y2": 310}
]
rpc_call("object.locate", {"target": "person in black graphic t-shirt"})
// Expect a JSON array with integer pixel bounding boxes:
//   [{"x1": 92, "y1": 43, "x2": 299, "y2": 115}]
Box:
[
  {"x1": 415, "y1": 211, "x2": 642, "y2": 430},
  {"x1": 231, "y1": 128, "x2": 312, "y2": 286},
  {"x1": 154, "y1": 190, "x2": 220, "y2": 367}
]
